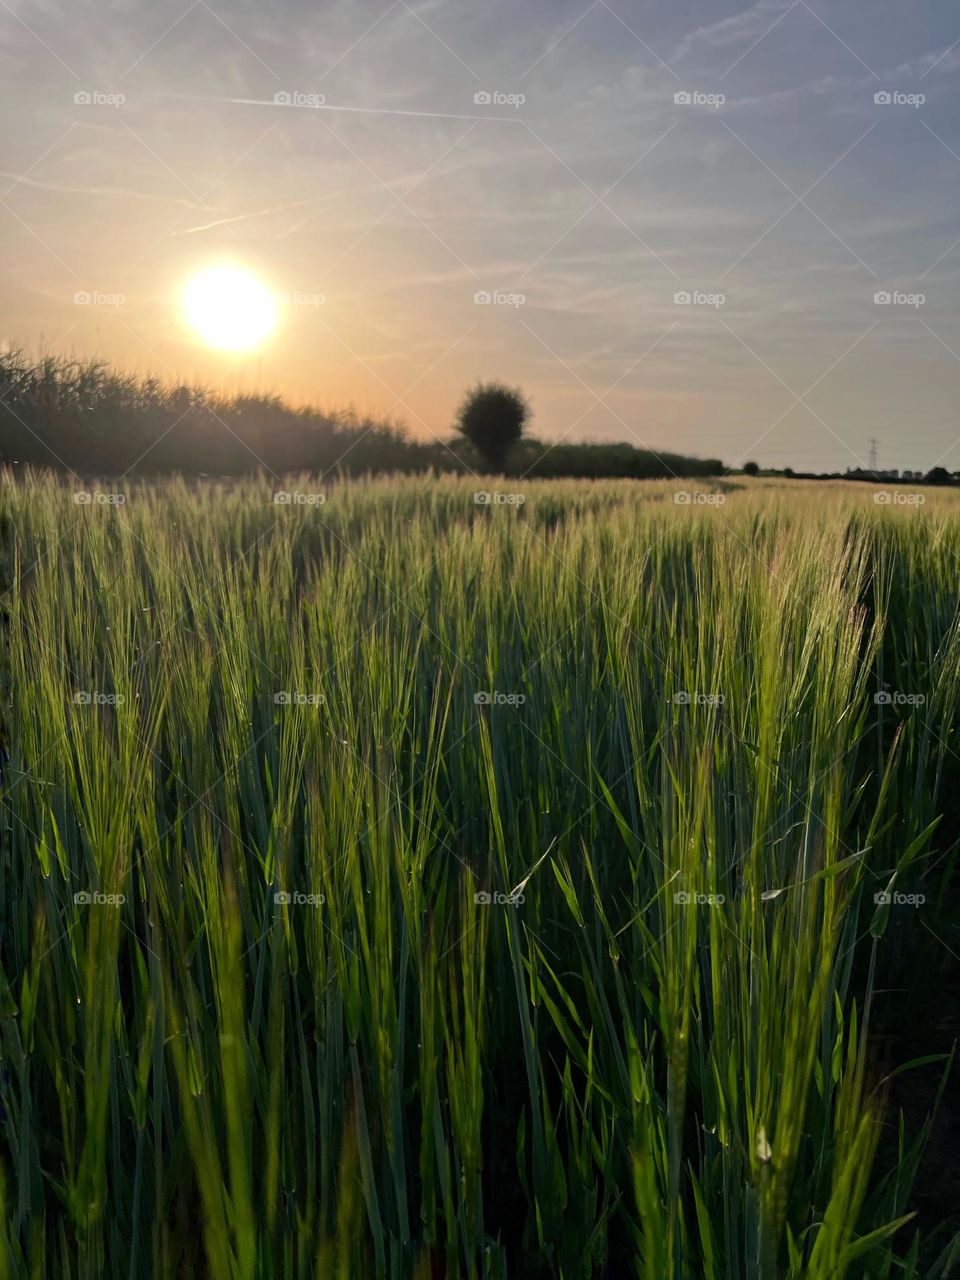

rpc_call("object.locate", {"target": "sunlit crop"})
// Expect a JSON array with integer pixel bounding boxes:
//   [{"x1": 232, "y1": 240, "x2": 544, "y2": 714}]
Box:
[{"x1": 0, "y1": 472, "x2": 957, "y2": 1278}]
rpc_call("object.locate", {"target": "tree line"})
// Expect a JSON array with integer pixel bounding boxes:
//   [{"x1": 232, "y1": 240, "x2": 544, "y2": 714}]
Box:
[{"x1": 0, "y1": 352, "x2": 722, "y2": 480}]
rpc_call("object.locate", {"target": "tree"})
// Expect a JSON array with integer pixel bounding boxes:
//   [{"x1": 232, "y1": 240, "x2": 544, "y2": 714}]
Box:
[
  {"x1": 456, "y1": 382, "x2": 528, "y2": 473},
  {"x1": 743, "y1": 460, "x2": 759, "y2": 476}
]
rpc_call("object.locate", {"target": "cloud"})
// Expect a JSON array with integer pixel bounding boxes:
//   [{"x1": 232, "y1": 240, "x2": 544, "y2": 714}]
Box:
[{"x1": 669, "y1": 0, "x2": 794, "y2": 64}]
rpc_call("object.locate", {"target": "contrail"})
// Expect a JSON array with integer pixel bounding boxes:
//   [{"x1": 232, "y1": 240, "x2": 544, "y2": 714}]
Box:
[
  {"x1": 166, "y1": 94, "x2": 526, "y2": 125},
  {"x1": 0, "y1": 169, "x2": 203, "y2": 208},
  {"x1": 174, "y1": 196, "x2": 331, "y2": 235}
]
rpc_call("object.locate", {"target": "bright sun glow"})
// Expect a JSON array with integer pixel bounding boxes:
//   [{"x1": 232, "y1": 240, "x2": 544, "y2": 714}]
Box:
[{"x1": 182, "y1": 264, "x2": 279, "y2": 353}]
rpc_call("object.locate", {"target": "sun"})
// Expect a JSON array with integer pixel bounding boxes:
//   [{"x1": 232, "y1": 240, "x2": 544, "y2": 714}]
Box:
[{"x1": 181, "y1": 264, "x2": 279, "y2": 353}]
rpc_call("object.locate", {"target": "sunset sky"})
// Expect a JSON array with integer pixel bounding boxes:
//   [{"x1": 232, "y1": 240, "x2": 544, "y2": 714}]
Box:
[{"x1": 1, "y1": 0, "x2": 959, "y2": 471}]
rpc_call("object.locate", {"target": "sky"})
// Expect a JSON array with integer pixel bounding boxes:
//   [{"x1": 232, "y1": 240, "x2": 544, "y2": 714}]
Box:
[{"x1": 1, "y1": 0, "x2": 959, "y2": 472}]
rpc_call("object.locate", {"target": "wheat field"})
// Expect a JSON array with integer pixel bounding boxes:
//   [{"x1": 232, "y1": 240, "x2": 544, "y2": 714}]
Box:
[{"x1": 0, "y1": 471, "x2": 957, "y2": 1278}]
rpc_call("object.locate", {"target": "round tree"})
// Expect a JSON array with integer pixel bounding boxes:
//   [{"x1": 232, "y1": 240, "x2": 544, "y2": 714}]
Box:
[{"x1": 456, "y1": 382, "x2": 528, "y2": 473}]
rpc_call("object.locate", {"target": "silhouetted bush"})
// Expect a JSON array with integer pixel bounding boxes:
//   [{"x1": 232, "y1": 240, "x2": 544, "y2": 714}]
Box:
[{"x1": 455, "y1": 381, "x2": 528, "y2": 472}]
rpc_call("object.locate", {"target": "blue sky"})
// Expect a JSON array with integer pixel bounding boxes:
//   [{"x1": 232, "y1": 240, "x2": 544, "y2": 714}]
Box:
[{"x1": 1, "y1": 0, "x2": 959, "y2": 470}]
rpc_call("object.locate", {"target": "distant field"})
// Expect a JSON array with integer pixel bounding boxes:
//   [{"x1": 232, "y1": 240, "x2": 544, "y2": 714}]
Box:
[{"x1": 1, "y1": 472, "x2": 958, "y2": 1279}]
